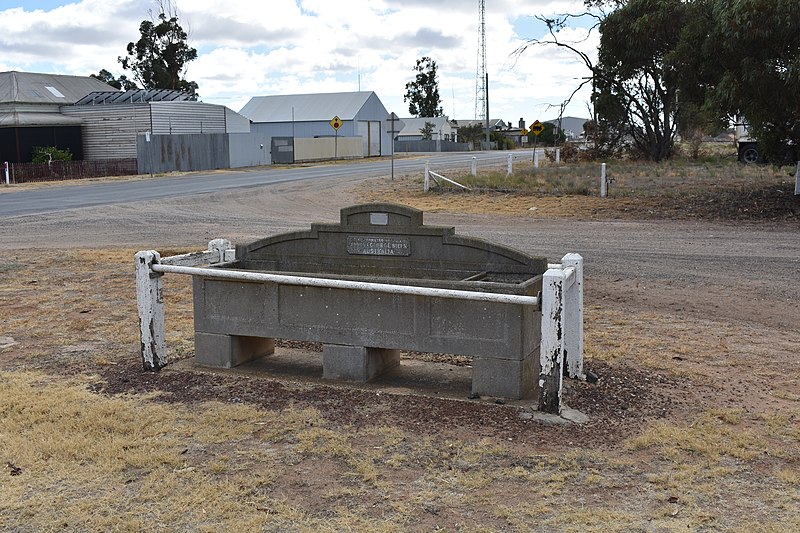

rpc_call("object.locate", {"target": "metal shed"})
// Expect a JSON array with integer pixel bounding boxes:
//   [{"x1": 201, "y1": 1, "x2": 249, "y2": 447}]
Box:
[
  {"x1": 0, "y1": 71, "x2": 117, "y2": 163},
  {"x1": 239, "y1": 91, "x2": 391, "y2": 159}
]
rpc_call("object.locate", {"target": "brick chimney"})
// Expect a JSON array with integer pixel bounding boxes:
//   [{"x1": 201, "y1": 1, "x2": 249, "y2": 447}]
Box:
[{"x1": 519, "y1": 118, "x2": 525, "y2": 129}]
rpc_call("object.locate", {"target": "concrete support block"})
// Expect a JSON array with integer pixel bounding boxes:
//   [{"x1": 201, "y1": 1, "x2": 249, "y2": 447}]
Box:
[
  {"x1": 472, "y1": 354, "x2": 537, "y2": 399},
  {"x1": 195, "y1": 332, "x2": 274, "y2": 368},
  {"x1": 322, "y1": 344, "x2": 400, "y2": 382}
]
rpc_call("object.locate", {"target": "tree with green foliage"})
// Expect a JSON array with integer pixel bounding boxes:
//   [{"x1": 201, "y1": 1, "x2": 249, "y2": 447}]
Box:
[
  {"x1": 404, "y1": 57, "x2": 443, "y2": 117},
  {"x1": 593, "y1": 0, "x2": 699, "y2": 161},
  {"x1": 419, "y1": 121, "x2": 435, "y2": 140},
  {"x1": 32, "y1": 146, "x2": 72, "y2": 163},
  {"x1": 457, "y1": 123, "x2": 484, "y2": 149},
  {"x1": 695, "y1": 0, "x2": 800, "y2": 163},
  {"x1": 90, "y1": 69, "x2": 138, "y2": 91},
  {"x1": 519, "y1": 1, "x2": 693, "y2": 161},
  {"x1": 490, "y1": 131, "x2": 514, "y2": 150},
  {"x1": 118, "y1": 0, "x2": 199, "y2": 98}
]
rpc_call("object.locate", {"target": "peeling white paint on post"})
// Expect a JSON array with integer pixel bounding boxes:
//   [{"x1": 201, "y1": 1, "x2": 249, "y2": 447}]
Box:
[
  {"x1": 555, "y1": 148, "x2": 560, "y2": 166},
  {"x1": 471, "y1": 156, "x2": 477, "y2": 176},
  {"x1": 562, "y1": 253, "x2": 584, "y2": 379},
  {"x1": 424, "y1": 161, "x2": 430, "y2": 192},
  {"x1": 135, "y1": 250, "x2": 166, "y2": 371},
  {"x1": 135, "y1": 240, "x2": 234, "y2": 372},
  {"x1": 600, "y1": 163, "x2": 607, "y2": 198},
  {"x1": 507, "y1": 153, "x2": 513, "y2": 176},
  {"x1": 539, "y1": 266, "x2": 566, "y2": 414}
]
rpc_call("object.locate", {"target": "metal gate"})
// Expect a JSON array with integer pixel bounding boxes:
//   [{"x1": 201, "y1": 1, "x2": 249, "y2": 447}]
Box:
[{"x1": 271, "y1": 137, "x2": 295, "y2": 164}]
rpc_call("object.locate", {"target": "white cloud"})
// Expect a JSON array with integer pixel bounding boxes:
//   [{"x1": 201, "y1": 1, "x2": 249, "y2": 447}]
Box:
[{"x1": 1, "y1": 0, "x2": 598, "y2": 122}]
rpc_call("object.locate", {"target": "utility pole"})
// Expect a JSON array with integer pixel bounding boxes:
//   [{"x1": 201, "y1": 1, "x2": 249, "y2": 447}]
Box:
[{"x1": 474, "y1": 1, "x2": 490, "y2": 148}]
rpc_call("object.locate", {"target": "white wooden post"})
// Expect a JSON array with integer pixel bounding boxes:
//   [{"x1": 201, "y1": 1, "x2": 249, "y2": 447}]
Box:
[
  {"x1": 794, "y1": 161, "x2": 799, "y2": 196},
  {"x1": 539, "y1": 266, "x2": 566, "y2": 414},
  {"x1": 424, "y1": 161, "x2": 430, "y2": 192},
  {"x1": 135, "y1": 250, "x2": 166, "y2": 371},
  {"x1": 533, "y1": 150, "x2": 539, "y2": 169},
  {"x1": 507, "y1": 153, "x2": 513, "y2": 176},
  {"x1": 555, "y1": 148, "x2": 560, "y2": 166},
  {"x1": 3, "y1": 161, "x2": 8, "y2": 185},
  {"x1": 600, "y1": 163, "x2": 607, "y2": 198},
  {"x1": 562, "y1": 253, "x2": 584, "y2": 379},
  {"x1": 471, "y1": 156, "x2": 477, "y2": 176}
]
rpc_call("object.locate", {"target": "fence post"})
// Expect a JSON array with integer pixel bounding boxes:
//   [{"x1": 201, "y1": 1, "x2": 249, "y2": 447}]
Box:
[
  {"x1": 562, "y1": 253, "x2": 584, "y2": 379},
  {"x1": 507, "y1": 154, "x2": 513, "y2": 176},
  {"x1": 600, "y1": 163, "x2": 607, "y2": 198},
  {"x1": 539, "y1": 266, "x2": 566, "y2": 414},
  {"x1": 471, "y1": 156, "x2": 477, "y2": 176},
  {"x1": 424, "y1": 161, "x2": 430, "y2": 192},
  {"x1": 3, "y1": 162, "x2": 8, "y2": 185},
  {"x1": 135, "y1": 250, "x2": 167, "y2": 371},
  {"x1": 556, "y1": 148, "x2": 561, "y2": 166},
  {"x1": 795, "y1": 161, "x2": 799, "y2": 196},
  {"x1": 533, "y1": 150, "x2": 539, "y2": 169}
]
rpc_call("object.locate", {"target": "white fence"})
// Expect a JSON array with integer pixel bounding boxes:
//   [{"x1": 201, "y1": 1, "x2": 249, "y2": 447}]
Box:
[{"x1": 136, "y1": 240, "x2": 584, "y2": 415}]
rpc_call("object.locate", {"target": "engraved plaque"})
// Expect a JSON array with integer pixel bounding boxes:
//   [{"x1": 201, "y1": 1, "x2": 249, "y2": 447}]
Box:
[
  {"x1": 347, "y1": 235, "x2": 411, "y2": 256},
  {"x1": 370, "y1": 212, "x2": 389, "y2": 225}
]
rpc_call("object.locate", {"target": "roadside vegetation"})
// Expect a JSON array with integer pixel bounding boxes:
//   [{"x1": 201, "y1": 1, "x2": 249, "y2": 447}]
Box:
[{"x1": 368, "y1": 145, "x2": 800, "y2": 222}]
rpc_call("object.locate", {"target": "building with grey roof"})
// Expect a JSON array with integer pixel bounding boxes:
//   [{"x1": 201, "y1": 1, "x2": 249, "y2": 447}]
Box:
[
  {"x1": 240, "y1": 91, "x2": 391, "y2": 160},
  {"x1": 0, "y1": 71, "x2": 117, "y2": 162}
]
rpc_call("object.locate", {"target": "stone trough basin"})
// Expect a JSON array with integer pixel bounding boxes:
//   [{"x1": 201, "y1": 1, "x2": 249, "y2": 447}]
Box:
[{"x1": 191, "y1": 203, "x2": 548, "y2": 399}]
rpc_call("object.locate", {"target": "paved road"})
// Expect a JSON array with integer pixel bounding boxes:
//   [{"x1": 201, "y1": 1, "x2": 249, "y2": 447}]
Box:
[{"x1": 1, "y1": 151, "x2": 533, "y2": 217}]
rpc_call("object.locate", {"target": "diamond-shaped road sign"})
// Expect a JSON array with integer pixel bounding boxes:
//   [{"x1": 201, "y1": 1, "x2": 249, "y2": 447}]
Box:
[
  {"x1": 330, "y1": 116, "x2": 343, "y2": 130},
  {"x1": 530, "y1": 120, "x2": 545, "y2": 136}
]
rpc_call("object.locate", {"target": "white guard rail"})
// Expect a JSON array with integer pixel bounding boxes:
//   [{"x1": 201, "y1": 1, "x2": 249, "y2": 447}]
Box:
[{"x1": 135, "y1": 239, "x2": 583, "y2": 414}]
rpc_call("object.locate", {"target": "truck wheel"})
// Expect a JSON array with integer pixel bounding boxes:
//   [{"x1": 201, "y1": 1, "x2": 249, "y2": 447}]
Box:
[{"x1": 739, "y1": 144, "x2": 762, "y2": 164}]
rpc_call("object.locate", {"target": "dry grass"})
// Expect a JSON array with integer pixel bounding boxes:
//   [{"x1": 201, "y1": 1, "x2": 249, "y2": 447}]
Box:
[
  {"x1": 1, "y1": 245, "x2": 799, "y2": 530},
  {"x1": 361, "y1": 158, "x2": 799, "y2": 222}
]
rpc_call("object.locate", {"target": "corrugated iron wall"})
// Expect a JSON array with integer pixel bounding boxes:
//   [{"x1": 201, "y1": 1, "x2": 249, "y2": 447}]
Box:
[
  {"x1": 150, "y1": 102, "x2": 226, "y2": 134},
  {"x1": 62, "y1": 104, "x2": 150, "y2": 159}
]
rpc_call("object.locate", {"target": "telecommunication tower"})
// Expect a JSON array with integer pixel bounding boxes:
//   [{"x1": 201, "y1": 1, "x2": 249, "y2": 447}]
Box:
[{"x1": 474, "y1": 0, "x2": 487, "y2": 121}]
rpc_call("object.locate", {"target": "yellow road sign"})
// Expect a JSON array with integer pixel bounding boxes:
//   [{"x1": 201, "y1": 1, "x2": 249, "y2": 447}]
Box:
[
  {"x1": 330, "y1": 116, "x2": 343, "y2": 130},
  {"x1": 530, "y1": 120, "x2": 544, "y2": 136}
]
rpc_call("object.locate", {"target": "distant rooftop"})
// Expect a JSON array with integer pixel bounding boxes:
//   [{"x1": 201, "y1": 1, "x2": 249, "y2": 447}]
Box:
[
  {"x1": 240, "y1": 91, "x2": 377, "y2": 122},
  {"x1": 0, "y1": 71, "x2": 117, "y2": 105}
]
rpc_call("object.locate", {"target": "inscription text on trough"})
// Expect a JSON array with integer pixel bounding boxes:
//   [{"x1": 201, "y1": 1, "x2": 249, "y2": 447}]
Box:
[{"x1": 347, "y1": 235, "x2": 411, "y2": 256}]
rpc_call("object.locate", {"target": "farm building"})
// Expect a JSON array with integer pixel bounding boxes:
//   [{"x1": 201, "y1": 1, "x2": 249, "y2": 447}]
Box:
[
  {"x1": 239, "y1": 91, "x2": 392, "y2": 162},
  {"x1": 0, "y1": 71, "x2": 116, "y2": 163},
  {"x1": 61, "y1": 89, "x2": 261, "y2": 172}
]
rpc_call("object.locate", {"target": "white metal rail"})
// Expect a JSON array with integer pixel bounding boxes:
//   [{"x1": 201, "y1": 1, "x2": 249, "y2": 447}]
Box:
[{"x1": 152, "y1": 263, "x2": 540, "y2": 306}]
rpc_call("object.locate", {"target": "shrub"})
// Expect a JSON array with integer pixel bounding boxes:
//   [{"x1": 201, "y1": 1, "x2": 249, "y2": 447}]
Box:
[{"x1": 31, "y1": 146, "x2": 72, "y2": 163}]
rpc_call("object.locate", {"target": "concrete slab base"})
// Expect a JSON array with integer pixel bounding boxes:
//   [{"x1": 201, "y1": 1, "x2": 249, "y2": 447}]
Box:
[
  {"x1": 322, "y1": 344, "x2": 400, "y2": 382},
  {"x1": 471, "y1": 354, "x2": 537, "y2": 400},
  {"x1": 195, "y1": 332, "x2": 274, "y2": 368}
]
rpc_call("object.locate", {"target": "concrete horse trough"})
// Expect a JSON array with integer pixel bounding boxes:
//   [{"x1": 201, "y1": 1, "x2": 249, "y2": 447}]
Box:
[{"x1": 136, "y1": 203, "x2": 584, "y2": 413}]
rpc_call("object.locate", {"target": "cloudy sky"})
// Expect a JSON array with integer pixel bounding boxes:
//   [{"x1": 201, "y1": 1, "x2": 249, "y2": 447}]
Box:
[{"x1": 0, "y1": 0, "x2": 599, "y2": 125}]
